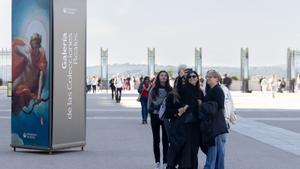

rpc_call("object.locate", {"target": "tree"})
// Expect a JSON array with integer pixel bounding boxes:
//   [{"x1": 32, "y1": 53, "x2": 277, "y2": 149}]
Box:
[{"x1": 231, "y1": 76, "x2": 239, "y2": 81}]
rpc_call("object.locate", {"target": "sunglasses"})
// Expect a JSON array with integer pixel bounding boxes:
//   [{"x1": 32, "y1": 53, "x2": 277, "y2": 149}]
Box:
[{"x1": 188, "y1": 75, "x2": 197, "y2": 79}]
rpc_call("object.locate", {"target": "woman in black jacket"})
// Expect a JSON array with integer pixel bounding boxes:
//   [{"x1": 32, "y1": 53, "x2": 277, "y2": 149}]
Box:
[
  {"x1": 203, "y1": 70, "x2": 228, "y2": 169},
  {"x1": 167, "y1": 70, "x2": 204, "y2": 169},
  {"x1": 165, "y1": 87, "x2": 187, "y2": 169}
]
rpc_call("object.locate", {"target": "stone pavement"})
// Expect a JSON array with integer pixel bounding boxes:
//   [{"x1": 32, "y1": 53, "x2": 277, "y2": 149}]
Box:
[{"x1": 0, "y1": 90, "x2": 300, "y2": 169}]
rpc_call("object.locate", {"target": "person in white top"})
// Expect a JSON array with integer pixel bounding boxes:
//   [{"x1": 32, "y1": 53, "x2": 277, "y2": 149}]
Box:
[
  {"x1": 220, "y1": 84, "x2": 237, "y2": 125},
  {"x1": 269, "y1": 75, "x2": 277, "y2": 98},
  {"x1": 296, "y1": 74, "x2": 300, "y2": 92},
  {"x1": 115, "y1": 75, "x2": 123, "y2": 103},
  {"x1": 261, "y1": 77, "x2": 268, "y2": 92},
  {"x1": 91, "y1": 76, "x2": 97, "y2": 94}
]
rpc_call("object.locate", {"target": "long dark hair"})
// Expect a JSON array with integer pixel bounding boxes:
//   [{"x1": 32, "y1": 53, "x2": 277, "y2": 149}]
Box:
[
  {"x1": 151, "y1": 70, "x2": 172, "y2": 99},
  {"x1": 170, "y1": 87, "x2": 181, "y2": 104}
]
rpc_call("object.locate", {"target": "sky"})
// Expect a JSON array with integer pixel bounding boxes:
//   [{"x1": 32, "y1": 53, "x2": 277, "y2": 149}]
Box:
[{"x1": 1, "y1": 0, "x2": 300, "y2": 67}]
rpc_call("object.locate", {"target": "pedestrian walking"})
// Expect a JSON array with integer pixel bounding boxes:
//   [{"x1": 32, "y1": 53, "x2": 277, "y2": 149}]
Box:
[
  {"x1": 260, "y1": 77, "x2": 268, "y2": 92},
  {"x1": 138, "y1": 76, "x2": 151, "y2": 124},
  {"x1": 92, "y1": 76, "x2": 97, "y2": 94},
  {"x1": 109, "y1": 78, "x2": 116, "y2": 99},
  {"x1": 86, "y1": 77, "x2": 92, "y2": 93},
  {"x1": 278, "y1": 78, "x2": 286, "y2": 93},
  {"x1": 148, "y1": 71, "x2": 172, "y2": 169},
  {"x1": 115, "y1": 75, "x2": 123, "y2": 103},
  {"x1": 97, "y1": 77, "x2": 102, "y2": 91},
  {"x1": 222, "y1": 74, "x2": 232, "y2": 90},
  {"x1": 270, "y1": 75, "x2": 277, "y2": 98},
  {"x1": 296, "y1": 74, "x2": 300, "y2": 92}
]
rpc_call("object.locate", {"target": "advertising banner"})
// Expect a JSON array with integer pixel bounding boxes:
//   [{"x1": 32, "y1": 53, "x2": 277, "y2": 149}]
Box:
[
  {"x1": 12, "y1": 0, "x2": 50, "y2": 148},
  {"x1": 52, "y1": 0, "x2": 86, "y2": 148}
]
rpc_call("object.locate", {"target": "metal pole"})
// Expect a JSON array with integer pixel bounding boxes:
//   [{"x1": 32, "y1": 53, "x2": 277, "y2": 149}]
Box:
[
  {"x1": 195, "y1": 48, "x2": 202, "y2": 76},
  {"x1": 241, "y1": 48, "x2": 249, "y2": 93},
  {"x1": 287, "y1": 48, "x2": 292, "y2": 92},
  {"x1": 5, "y1": 48, "x2": 8, "y2": 85}
]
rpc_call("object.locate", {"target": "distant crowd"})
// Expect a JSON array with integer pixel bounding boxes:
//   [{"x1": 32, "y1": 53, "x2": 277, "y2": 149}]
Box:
[{"x1": 259, "y1": 74, "x2": 300, "y2": 93}]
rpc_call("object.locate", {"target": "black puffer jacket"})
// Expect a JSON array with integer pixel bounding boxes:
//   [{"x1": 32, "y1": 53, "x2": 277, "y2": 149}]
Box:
[{"x1": 200, "y1": 84, "x2": 228, "y2": 154}]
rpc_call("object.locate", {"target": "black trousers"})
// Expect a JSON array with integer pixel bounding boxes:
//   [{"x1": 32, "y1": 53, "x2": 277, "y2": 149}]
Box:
[
  {"x1": 92, "y1": 85, "x2": 96, "y2": 93},
  {"x1": 116, "y1": 88, "x2": 122, "y2": 102},
  {"x1": 150, "y1": 114, "x2": 169, "y2": 163},
  {"x1": 87, "y1": 85, "x2": 91, "y2": 92},
  {"x1": 111, "y1": 88, "x2": 115, "y2": 99}
]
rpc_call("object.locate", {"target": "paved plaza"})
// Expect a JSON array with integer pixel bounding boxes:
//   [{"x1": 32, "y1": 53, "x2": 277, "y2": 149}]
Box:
[{"x1": 0, "y1": 89, "x2": 300, "y2": 169}]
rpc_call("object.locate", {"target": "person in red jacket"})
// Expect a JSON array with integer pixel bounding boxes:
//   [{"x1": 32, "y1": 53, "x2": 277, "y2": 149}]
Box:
[{"x1": 138, "y1": 76, "x2": 151, "y2": 124}]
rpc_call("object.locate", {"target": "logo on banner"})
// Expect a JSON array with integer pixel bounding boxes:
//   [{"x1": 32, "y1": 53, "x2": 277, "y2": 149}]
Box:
[
  {"x1": 23, "y1": 132, "x2": 37, "y2": 139},
  {"x1": 63, "y1": 8, "x2": 77, "y2": 15}
]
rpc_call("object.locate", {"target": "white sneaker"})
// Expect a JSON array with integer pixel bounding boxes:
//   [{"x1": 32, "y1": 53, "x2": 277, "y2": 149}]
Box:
[
  {"x1": 154, "y1": 162, "x2": 160, "y2": 169},
  {"x1": 163, "y1": 163, "x2": 167, "y2": 169}
]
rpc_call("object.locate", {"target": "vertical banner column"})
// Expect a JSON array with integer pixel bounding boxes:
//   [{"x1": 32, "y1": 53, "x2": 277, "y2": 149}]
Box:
[
  {"x1": 52, "y1": 0, "x2": 86, "y2": 149},
  {"x1": 287, "y1": 48, "x2": 300, "y2": 93},
  {"x1": 0, "y1": 48, "x2": 3, "y2": 85},
  {"x1": 287, "y1": 48, "x2": 294, "y2": 92},
  {"x1": 195, "y1": 48, "x2": 202, "y2": 76},
  {"x1": 148, "y1": 48, "x2": 155, "y2": 78},
  {"x1": 241, "y1": 48, "x2": 249, "y2": 92},
  {"x1": 101, "y1": 48, "x2": 109, "y2": 89}
]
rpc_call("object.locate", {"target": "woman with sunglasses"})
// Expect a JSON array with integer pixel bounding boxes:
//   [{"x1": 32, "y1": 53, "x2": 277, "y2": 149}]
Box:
[
  {"x1": 170, "y1": 70, "x2": 203, "y2": 169},
  {"x1": 203, "y1": 70, "x2": 228, "y2": 169},
  {"x1": 148, "y1": 70, "x2": 173, "y2": 169}
]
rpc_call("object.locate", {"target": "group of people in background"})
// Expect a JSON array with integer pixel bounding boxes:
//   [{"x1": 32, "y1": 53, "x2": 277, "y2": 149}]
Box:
[
  {"x1": 137, "y1": 65, "x2": 236, "y2": 169},
  {"x1": 297, "y1": 74, "x2": 300, "y2": 91},
  {"x1": 109, "y1": 75, "x2": 124, "y2": 103},
  {"x1": 108, "y1": 75, "x2": 145, "y2": 103},
  {"x1": 86, "y1": 76, "x2": 101, "y2": 93},
  {"x1": 259, "y1": 74, "x2": 300, "y2": 93}
]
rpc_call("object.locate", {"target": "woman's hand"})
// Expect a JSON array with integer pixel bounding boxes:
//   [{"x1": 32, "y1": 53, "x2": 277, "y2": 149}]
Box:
[
  {"x1": 179, "y1": 69, "x2": 185, "y2": 77},
  {"x1": 177, "y1": 107, "x2": 185, "y2": 116},
  {"x1": 197, "y1": 99, "x2": 202, "y2": 105},
  {"x1": 183, "y1": 105, "x2": 189, "y2": 111},
  {"x1": 178, "y1": 105, "x2": 189, "y2": 116}
]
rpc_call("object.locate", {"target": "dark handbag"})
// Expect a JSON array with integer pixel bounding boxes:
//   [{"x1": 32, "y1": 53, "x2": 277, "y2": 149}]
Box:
[
  {"x1": 183, "y1": 110, "x2": 197, "y2": 124},
  {"x1": 169, "y1": 118, "x2": 186, "y2": 147}
]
